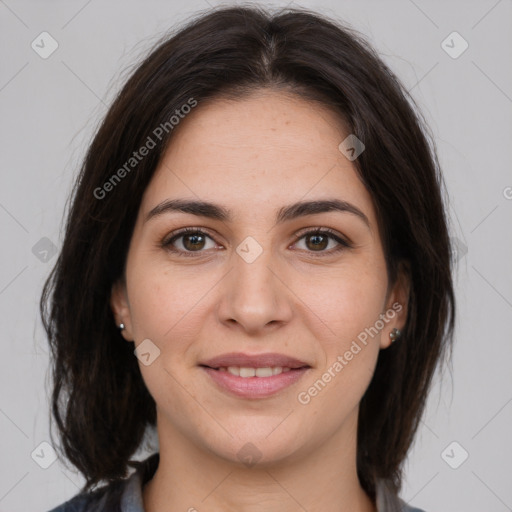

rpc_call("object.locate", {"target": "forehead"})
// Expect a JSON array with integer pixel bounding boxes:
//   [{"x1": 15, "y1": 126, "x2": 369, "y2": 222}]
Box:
[{"x1": 140, "y1": 90, "x2": 376, "y2": 226}]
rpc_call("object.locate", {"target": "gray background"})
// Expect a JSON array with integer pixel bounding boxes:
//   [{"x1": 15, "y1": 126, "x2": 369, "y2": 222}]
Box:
[{"x1": 1, "y1": 0, "x2": 511, "y2": 510}]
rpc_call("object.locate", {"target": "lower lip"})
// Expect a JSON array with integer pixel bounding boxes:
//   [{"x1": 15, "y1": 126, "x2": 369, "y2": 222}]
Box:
[{"x1": 201, "y1": 367, "x2": 310, "y2": 399}]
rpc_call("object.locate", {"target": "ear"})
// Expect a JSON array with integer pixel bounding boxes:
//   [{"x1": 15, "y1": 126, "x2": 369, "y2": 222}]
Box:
[
  {"x1": 380, "y1": 261, "x2": 410, "y2": 349},
  {"x1": 110, "y1": 279, "x2": 134, "y2": 342}
]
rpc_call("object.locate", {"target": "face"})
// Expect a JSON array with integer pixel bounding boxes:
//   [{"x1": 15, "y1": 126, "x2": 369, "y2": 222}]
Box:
[{"x1": 111, "y1": 89, "x2": 408, "y2": 466}]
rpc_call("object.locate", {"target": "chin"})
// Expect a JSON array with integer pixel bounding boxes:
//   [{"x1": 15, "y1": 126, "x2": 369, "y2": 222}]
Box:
[
  {"x1": 204, "y1": 423, "x2": 307, "y2": 468},
  {"x1": 219, "y1": 441, "x2": 302, "y2": 469}
]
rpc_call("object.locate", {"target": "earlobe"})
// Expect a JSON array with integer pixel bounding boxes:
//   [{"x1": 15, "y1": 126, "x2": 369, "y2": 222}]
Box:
[
  {"x1": 381, "y1": 262, "x2": 410, "y2": 349},
  {"x1": 110, "y1": 279, "x2": 133, "y2": 342}
]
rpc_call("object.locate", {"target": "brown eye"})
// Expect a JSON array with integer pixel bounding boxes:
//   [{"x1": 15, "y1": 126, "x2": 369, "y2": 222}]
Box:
[
  {"x1": 182, "y1": 232, "x2": 206, "y2": 251},
  {"x1": 162, "y1": 228, "x2": 217, "y2": 255},
  {"x1": 293, "y1": 228, "x2": 351, "y2": 256},
  {"x1": 304, "y1": 233, "x2": 329, "y2": 251}
]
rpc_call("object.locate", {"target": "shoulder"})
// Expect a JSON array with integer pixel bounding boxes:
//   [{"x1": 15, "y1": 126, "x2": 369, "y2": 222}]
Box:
[
  {"x1": 46, "y1": 473, "x2": 133, "y2": 512},
  {"x1": 46, "y1": 486, "x2": 110, "y2": 512},
  {"x1": 375, "y1": 478, "x2": 427, "y2": 512},
  {"x1": 47, "y1": 478, "x2": 131, "y2": 512},
  {"x1": 46, "y1": 453, "x2": 159, "y2": 512},
  {"x1": 400, "y1": 503, "x2": 427, "y2": 512},
  {"x1": 397, "y1": 496, "x2": 427, "y2": 512}
]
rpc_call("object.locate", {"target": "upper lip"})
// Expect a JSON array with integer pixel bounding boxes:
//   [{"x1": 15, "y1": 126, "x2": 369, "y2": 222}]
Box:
[{"x1": 200, "y1": 352, "x2": 310, "y2": 369}]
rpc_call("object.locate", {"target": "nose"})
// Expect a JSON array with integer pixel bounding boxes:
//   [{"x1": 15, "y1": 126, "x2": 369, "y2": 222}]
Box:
[{"x1": 216, "y1": 241, "x2": 293, "y2": 335}]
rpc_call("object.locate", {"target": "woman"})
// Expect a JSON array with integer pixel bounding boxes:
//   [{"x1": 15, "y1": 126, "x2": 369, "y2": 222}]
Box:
[{"x1": 42, "y1": 4, "x2": 455, "y2": 512}]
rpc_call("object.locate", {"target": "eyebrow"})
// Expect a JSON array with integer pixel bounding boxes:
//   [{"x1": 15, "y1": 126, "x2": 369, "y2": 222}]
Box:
[{"x1": 145, "y1": 198, "x2": 370, "y2": 228}]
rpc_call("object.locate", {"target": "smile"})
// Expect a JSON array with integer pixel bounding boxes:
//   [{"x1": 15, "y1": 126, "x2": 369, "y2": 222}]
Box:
[
  {"x1": 218, "y1": 366, "x2": 292, "y2": 377},
  {"x1": 200, "y1": 365, "x2": 310, "y2": 399},
  {"x1": 198, "y1": 352, "x2": 312, "y2": 398}
]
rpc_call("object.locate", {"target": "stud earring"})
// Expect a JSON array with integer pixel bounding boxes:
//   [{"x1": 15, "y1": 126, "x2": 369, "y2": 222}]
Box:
[
  {"x1": 118, "y1": 323, "x2": 125, "y2": 331},
  {"x1": 389, "y1": 328, "x2": 401, "y2": 342}
]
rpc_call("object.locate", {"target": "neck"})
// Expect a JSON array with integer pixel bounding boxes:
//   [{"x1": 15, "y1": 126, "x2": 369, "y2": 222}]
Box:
[{"x1": 143, "y1": 410, "x2": 376, "y2": 512}]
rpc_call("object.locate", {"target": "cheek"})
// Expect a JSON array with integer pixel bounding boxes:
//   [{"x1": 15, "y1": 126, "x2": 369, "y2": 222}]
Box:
[
  {"x1": 125, "y1": 264, "x2": 210, "y2": 428},
  {"x1": 295, "y1": 269, "x2": 386, "y2": 423},
  {"x1": 126, "y1": 259, "x2": 209, "y2": 341},
  {"x1": 300, "y1": 261, "x2": 388, "y2": 347}
]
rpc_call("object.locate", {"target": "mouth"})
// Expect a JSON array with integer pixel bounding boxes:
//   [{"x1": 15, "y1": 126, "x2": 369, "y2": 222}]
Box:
[
  {"x1": 202, "y1": 366, "x2": 302, "y2": 377},
  {"x1": 199, "y1": 352, "x2": 311, "y2": 399}
]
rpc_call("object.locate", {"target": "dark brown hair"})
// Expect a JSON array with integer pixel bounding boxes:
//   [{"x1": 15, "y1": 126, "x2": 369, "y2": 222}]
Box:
[{"x1": 41, "y1": 3, "x2": 455, "y2": 503}]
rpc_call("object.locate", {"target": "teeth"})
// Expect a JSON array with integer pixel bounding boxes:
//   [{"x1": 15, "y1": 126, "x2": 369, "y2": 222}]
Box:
[
  {"x1": 239, "y1": 367, "x2": 256, "y2": 377},
  {"x1": 256, "y1": 367, "x2": 273, "y2": 377},
  {"x1": 220, "y1": 366, "x2": 294, "y2": 377}
]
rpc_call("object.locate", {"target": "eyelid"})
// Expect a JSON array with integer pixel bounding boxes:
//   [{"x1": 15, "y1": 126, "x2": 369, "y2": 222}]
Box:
[
  {"x1": 292, "y1": 226, "x2": 351, "y2": 245},
  {"x1": 161, "y1": 227, "x2": 221, "y2": 250},
  {"x1": 161, "y1": 226, "x2": 351, "y2": 257},
  {"x1": 290, "y1": 227, "x2": 352, "y2": 257}
]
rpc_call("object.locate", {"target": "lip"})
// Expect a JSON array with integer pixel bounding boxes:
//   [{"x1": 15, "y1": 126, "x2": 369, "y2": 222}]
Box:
[
  {"x1": 201, "y1": 366, "x2": 310, "y2": 399},
  {"x1": 199, "y1": 352, "x2": 311, "y2": 399},
  {"x1": 199, "y1": 352, "x2": 310, "y2": 369}
]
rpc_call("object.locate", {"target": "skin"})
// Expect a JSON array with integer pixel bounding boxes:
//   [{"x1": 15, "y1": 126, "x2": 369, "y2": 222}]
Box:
[{"x1": 111, "y1": 89, "x2": 409, "y2": 512}]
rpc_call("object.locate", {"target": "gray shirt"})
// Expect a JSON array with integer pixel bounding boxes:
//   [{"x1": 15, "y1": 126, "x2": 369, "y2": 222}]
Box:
[{"x1": 48, "y1": 453, "x2": 425, "y2": 512}]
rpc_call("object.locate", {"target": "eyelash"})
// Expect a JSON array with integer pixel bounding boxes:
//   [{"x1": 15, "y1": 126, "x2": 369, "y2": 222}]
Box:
[{"x1": 161, "y1": 227, "x2": 351, "y2": 258}]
